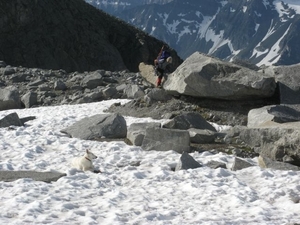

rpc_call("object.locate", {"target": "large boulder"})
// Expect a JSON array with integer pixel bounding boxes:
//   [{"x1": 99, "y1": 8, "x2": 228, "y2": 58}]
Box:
[
  {"x1": 164, "y1": 52, "x2": 276, "y2": 100},
  {"x1": 127, "y1": 122, "x2": 161, "y2": 146},
  {"x1": 163, "y1": 112, "x2": 217, "y2": 132},
  {"x1": 61, "y1": 113, "x2": 127, "y2": 140},
  {"x1": 144, "y1": 88, "x2": 172, "y2": 105},
  {"x1": 268, "y1": 105, "x2": 300, "y2": 123},
  {"x1": 239, "y1": 127, "x2": 300, "y2": 167},
  {"x1": 123, "y1": 84, "x2": 145, "y2": 99},
  {"x1": 141, "y1": 127, "x2": 190, "y2": 153},
  {"x1": 247, "y1": 105, "x2": 274, "y2": 128},
  {"x1": 21, "y1": 91, "x2": 38, "y2": 108},
  {"x1": 231, "y1": 157, "x2": 254, "y2": 171},
  {"x1": 0, "y1": 86, "x2": 21, "y2": 111},
  {"x1": 138, "y1": 62, "x2": 157, "y2": 86},
  {"x1": 258, "y1": 155, "x2": 299, "y2": 171},
  {"x1": 80, "y1": 71, "x2": 104, "y2": 89},
  {"x1": 188, "y1": 128, "x2": 216, "y2": 144},
  {"x1": 263, "y1": 63, "x2": 300, "y2": 104},
  {"x1": 248, "y1": 105, "x2": 300, "y2": 127},
  {"x1": 0, "y1": 112, "x2": 23, "y2": 128}
]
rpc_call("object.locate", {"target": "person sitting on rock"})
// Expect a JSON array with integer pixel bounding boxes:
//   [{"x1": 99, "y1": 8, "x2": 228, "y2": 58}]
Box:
[{"x1": 154, "y1": 45, "x2": 172, "y2": 87}]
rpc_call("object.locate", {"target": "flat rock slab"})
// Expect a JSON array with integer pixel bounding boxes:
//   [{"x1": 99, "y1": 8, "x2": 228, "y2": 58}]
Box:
[{"x1": 0, "y1": 171, "x2": 66, "y2": 183}]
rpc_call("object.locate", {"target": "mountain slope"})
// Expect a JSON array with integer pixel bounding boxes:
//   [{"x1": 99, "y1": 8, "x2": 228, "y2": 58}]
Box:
[
  {"x1": 0, "y1": 0, "x2": 181, "y2": 72},
  {"x1": 85, "y1": 0, "x2": 172, "y2": 14},
  {"x1": 87, "y1": 0, "x2": 300, "y2": 66}
]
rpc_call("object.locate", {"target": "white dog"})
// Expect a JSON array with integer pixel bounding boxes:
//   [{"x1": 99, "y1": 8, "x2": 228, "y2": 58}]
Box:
[{"x1": 71, "y1": 149, "x2": 100, "y2": 173}]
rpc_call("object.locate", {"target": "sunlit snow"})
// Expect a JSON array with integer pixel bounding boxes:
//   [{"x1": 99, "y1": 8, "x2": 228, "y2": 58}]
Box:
[{"x1": 0, "y1": 100, "x2": 299, "y2": 224}]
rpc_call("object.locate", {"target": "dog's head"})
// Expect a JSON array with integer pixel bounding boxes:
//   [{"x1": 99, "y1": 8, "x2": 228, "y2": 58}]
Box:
[{"x1": 85, "y1": 149, "x2": 97, "y2": 160}]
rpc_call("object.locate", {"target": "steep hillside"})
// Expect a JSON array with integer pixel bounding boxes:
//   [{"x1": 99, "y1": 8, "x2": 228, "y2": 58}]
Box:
[
  {"x1": 0, "y1": 0, "x2": 182, "y2": 72},
  {"x1": 85, "y1": 0, "x2": 172, "y2": 14}
]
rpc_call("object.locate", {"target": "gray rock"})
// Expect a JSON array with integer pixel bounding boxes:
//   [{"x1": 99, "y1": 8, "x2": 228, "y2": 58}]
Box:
[
  {"x1": 124, "y1": 84, "x2": 145, "y2": 99},
  {"x1": 268, "y1": 105, "x2": 300, "y2": 123},
  {"x1": 163, "y1": 112, "x2": 217, "y2": 132},
  {"x1": 258, "y1": 155, "x2": 300, "y2": 171},
  {"x1": 21, "y1": 91, "x2": 38, "y2": 108},
  {"x1": 0, "y1": 112, "x2": 23, "y2": 128},
  {"x1": 239, "y1": 127, "x2": 300, "y2": 167},
  {"x1": 80, "y1": 71, "x2": 104, "y2": 89},
  {"x1": 175, "y1": 152, "x2": 202, "y2": 171},
  {"x1": 54, "y1": 80, "x2": 67, "y2": 91},
  {"x1": 231, "y1": 157, "x2": 254, "y2": 171},
  {"x1": 0, "y1": 171, "x2": 66, "y2": 183},
  {"x1": 116, "y1": 83, "x2": 127, "y2": 92},
  {"x1": 264, "y1": 64, "x2": 300, "y2": 104},
  {"x1": 164, "y1": 52, "x2": 276, "y2": 100},
  {"x1": 138, "y1": 62, "x2": 157, "y2": 86},
  {"x1": 102, "y1": 76, "x2": 118, "y2": 84},
  {"x1": 0, "y1": 86, "x2": 21, "y2": 111},
  {"x1": 102, "y1": 87, "x2": 117, "y2": 98},
  {"x1": 205, "y1": 160, "x2": 227, "y2": 169},
  {"x1": 38, "y1": 84, "x2": 51, "y2": 91},
  {"x1": 145, "y1": 88, "x2": 172, "y2": 104},
  {"x1": 127, "y1": 122, "x2": 161, "y2": 146},
  {"x1": 141, "y1": 127, "x2": 190, "y2": 153},
  {"x1": 188, "y1": 128, "x2": 216, "y2": 144},
  {"x1": 85, "y1": 90, "x2": 104, "y2": 102},
  {"x1": 2, "y1": 66, "x2": 16, "y2": 75},
  {"x1": 248, "y1": 104, "x2": 300, "y2": 127},
  {"x1": 28, "y1": 78, "x2": 45, "y2": 87},
  {"x1": 61, "y1": 113, "x2": 127, "y2": 140},
  {"x1": 247, "y1": 105, "x2": 274, "y2": 128},
  {"x1": 10, "y1": 73, "x2": 29, "y2": 83},
  {"x1": 20, "y1": 116, "x2": 36, "y2": 124}
]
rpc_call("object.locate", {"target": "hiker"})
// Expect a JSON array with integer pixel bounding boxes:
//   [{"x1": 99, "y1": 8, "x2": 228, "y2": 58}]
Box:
[{"x1": 154, "y1": 45, "x2": 172, "y2": 87}]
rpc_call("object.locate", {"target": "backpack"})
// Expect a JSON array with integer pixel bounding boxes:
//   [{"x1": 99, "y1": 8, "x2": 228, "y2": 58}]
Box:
[{"x1": 159, "y1": 50, "x2": 171, "y2": 60}]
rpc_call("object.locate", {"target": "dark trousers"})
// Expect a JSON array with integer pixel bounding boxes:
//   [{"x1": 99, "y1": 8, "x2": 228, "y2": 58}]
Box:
[{"x1": 156, "y1": 68, "x2": 164, "y2": 87}]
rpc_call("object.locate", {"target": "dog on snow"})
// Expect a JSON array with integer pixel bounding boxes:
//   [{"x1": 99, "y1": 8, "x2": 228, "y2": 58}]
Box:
[{"x1": 71, "y1": 149, "x2": 101, "y2": 173}]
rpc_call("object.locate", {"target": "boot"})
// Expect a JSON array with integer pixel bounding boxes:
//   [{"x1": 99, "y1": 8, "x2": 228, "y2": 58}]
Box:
[{"x1": 156, "y1": 77, "x2": 162, "y2": 87}]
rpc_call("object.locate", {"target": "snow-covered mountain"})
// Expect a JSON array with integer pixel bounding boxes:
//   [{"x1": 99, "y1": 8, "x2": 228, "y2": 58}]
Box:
[{"x1": 86, "y1": 0, "x2": 300, "y2": 67}]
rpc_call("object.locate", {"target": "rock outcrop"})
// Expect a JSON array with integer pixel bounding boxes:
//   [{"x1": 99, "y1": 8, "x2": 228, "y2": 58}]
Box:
[
  {"x1": 262, "y1": 63, "x2": 300, "y2": 104},
  {"x1": 163, "y1": 52, "x2": 276, "y2": 100}
]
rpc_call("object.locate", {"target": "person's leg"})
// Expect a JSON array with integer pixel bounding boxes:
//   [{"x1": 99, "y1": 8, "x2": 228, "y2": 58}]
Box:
[{"x1": 156, "y1": 73, "x2": 163, "y2": 87}]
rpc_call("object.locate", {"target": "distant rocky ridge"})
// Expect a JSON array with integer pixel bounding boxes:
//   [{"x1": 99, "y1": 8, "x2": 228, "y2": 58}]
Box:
[
  {"x1": 90, "y1": 0, "x2": 300, "y2": 67},
  {"x1": 0, "y1": 0, "x2": 182, "y2": 73}
]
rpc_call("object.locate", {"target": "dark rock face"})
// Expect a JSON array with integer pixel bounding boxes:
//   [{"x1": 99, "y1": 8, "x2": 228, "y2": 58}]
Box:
[
  {"x1": 0, "y1": 0, "x2": 182, "y2": 73},
  {"x1": 86, "y1": 0, "x2": 173, "y2": 14}
]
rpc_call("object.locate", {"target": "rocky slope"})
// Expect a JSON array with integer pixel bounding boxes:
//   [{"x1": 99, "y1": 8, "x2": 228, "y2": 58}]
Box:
[
  {"x1": 0, "y1": 0, "x2": 182, "y2": 73},
  {"x1": 2, "y1": 56, "x2": 300, "y2": 167}
]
